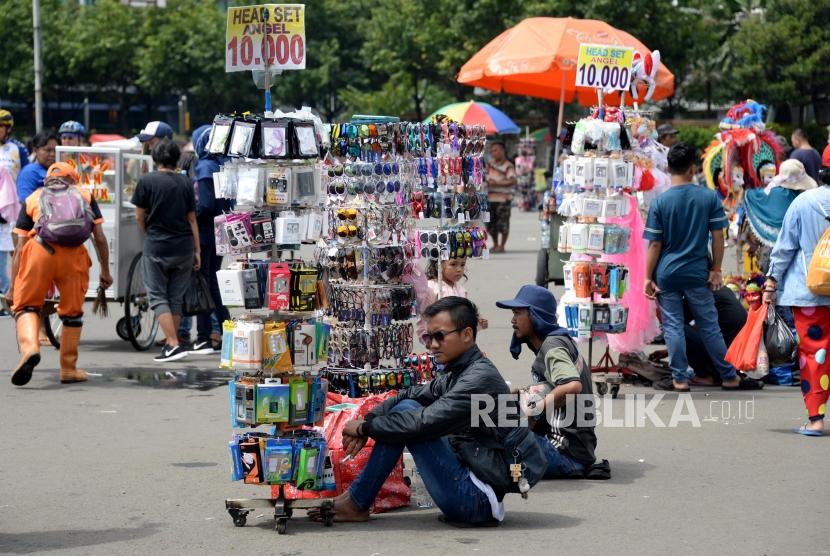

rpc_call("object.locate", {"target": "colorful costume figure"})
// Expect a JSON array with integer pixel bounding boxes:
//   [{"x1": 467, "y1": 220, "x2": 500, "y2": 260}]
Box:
[{"x1": 702, "y1": 100, "x2": 785, "y2": 270}]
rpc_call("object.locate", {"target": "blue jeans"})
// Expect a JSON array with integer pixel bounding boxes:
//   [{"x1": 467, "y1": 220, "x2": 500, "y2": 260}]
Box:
[
  {"x1": 0, "y1": 250, "x2": 9, "y2": 292},
  {"x1": 658, "y1": 287, "x2": 737, "y2": 383},
  {"x1": 535, "y1": 434, "x2": 586, "y2": 478},
  {"x1": 348, "y1": 399, "x2": 494, "y2": 523}
]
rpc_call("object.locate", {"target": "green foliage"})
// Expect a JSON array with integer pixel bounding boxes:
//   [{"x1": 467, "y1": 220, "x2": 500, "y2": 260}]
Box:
[
  {"x1": 2, "y1": 0, "x2": 828, "y2": 133},
  {"x1": 677, "y1": 124, "x2": 722, "y2": 152},
  {"x1": 727, "y1": 0, "x2": 830, "y2": 120}
]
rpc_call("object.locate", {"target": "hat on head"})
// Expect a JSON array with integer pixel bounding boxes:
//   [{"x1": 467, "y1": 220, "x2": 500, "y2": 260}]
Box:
[
  {"x1": 497, "y1": 284, "x2": 556, "y2": 314},
  {"x1": 657, "y1": 123, "x2": 678, "y2": 137},
  {"x1": 138, "y1": 121, "x2": 174, "y2": 142},
  {"x1": 497, "y1": 285, "x2": 569, "y2": 359},
  {"x1": 771, "y1": 159, "x2": 817, "y2": 191},
  {"x1": 0, "y1": 109, "x2": 13, "y2": 127},
  {"x1": 45, "y1": 162, "x2": 80, "y2": 185}
]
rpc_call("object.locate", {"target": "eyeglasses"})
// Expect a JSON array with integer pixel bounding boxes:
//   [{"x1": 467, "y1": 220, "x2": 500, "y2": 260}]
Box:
[{"x1": 420, "y1": 327, "x2": 465, "y2": 346}]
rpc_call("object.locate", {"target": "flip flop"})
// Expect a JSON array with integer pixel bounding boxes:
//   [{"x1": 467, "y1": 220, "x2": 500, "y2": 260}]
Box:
[
  {"x1": 653, "y1": 377, "x2": 691, "y2": 392},
  {"x1": 793, "y1": 427, "x2": 823, "y2": 437}
]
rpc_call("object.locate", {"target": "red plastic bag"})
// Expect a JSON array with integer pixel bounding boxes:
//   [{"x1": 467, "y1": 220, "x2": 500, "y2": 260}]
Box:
[
  {"x1": 725, "y1": 303, "x2": 766, "y2": 371},
  {"x1": 281, "y1": 392, "x2": 411, "y2": 513}
]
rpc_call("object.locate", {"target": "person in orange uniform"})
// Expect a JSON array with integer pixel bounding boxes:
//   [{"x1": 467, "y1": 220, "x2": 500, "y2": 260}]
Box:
[{"x1": 7, "y1": 162, "x2": 112, "y2": 386}]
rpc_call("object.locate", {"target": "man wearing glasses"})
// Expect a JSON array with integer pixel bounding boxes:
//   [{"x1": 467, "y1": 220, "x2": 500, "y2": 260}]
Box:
[{"x1": 310, "y1": 296, "x2": 514, "y2": 525}]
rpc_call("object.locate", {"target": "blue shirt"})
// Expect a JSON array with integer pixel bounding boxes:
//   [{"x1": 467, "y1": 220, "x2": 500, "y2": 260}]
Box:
[
  {"x1": 644, "y1": 184, "x2": 728, "y2": 292},
  {"x1": 790, "y1": 148, "x2": 822, "y2": 181},
  {"x1": 16, "y1": 162, "x2": 47, "y2": 202},
  {"x1": 768, "y1": 186, "x2": 830, "y2": 307}
]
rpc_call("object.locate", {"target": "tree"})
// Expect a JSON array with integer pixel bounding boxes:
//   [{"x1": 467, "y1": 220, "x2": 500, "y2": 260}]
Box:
[{"x1": 727, "y1": 0, "x2": 830, "y2": 124}]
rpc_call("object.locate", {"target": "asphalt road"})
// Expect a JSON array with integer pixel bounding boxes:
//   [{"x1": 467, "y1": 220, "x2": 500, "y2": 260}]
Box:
[{"x1": 0, "y1": 209, "x2": 825, "y2": 556}]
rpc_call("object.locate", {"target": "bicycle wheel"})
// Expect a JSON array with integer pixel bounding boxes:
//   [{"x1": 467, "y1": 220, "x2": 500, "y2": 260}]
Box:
[
  {"x1": 124, "y1": 253, "x2": 159, "y2": 351},
  {"x1": 42, "y1": 300, "x2": 62, "y2": 349}
]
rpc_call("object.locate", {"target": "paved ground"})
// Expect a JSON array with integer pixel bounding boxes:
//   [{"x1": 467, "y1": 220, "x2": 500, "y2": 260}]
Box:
[{"x1": 0, "y1": 209, "x2": 826, "y2": 556}]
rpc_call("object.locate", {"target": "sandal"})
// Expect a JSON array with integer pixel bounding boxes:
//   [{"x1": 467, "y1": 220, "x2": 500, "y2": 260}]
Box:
[
  {"x1": 653, "y1": 377, "x2": 691, "y2": 392},
  {"x1": 793, "y1": 426, "x2": 823, "y2": 437},
  {"x1": 721, "y1": 375, "x2": 764, "y2": 391}
]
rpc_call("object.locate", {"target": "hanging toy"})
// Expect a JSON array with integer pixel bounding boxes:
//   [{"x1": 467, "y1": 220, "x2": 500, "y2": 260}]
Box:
[{"x1": 630, "y1": 50, "x2": 661, "y2": 102}]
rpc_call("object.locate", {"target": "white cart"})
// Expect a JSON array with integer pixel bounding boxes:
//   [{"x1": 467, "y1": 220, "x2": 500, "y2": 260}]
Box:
[{"x1": 44, "y1": 146, "x2": 160, "y2": 350}]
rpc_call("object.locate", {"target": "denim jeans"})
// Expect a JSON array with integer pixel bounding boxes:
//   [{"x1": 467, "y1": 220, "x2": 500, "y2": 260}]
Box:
[
  {"x1": 658, "y1": 287, "x2": 737, "y2": 383},
  {"x1": 348, "y1": 399, "x2": 494, "y2": 523},
  {"x1": 534, "y1": 434, "x2": 586, "y2": 478},
  {"x1": 0, "y1": 250, "x2": 9, "y2": 292},
  {"x1": 195, "y1": 244, "x2": 230, "y2": 343}
]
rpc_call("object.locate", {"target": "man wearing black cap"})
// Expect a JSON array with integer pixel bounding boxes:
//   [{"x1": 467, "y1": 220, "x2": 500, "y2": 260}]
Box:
[
  {"x1": 497, "y1": 285, "x2": 598, "y2": 478},
  {"x1": 657, "y1": 123, "x2": 678, "y2": 148}
]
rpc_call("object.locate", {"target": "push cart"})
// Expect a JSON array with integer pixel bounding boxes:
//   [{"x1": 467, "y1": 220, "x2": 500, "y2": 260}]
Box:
[{"x1": 43, "y1": 146, "x2": 159, "y2": 351}]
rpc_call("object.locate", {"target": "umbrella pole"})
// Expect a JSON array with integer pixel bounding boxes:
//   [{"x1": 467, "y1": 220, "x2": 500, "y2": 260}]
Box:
[{"x1": 552, "y1": 73, "x2": 566, "y2": 171}]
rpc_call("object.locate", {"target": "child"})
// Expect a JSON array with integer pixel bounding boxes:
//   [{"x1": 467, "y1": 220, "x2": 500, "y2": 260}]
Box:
[{"x1": 416, "y1": 258, "x2": 488, "y2": 344}]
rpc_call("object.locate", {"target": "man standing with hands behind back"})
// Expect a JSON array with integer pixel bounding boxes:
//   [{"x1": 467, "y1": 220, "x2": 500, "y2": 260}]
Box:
[
  {"x1": 643, "y1": 143, "x2": 763, "y2": 392},
  {"x1": 485, "y1": 142, "x2": 517, "y2": 253}
]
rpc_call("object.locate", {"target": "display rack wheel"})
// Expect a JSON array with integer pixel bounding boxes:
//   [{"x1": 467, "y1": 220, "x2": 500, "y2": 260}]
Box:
[
  {"x1": 125, "y1": 253, "x2": 160, "y2": 351},
  {"x1": 229, "y1": 509, "x2": 247, "y2": 527},
  {"x1": 595, "y1": 382, "x2": 608, "y2": 396},
  {"x1": 610, "y1": 385, "x2": 620, "y2": 399},
  {"x1": 276, "y1": 517, "x2": 288, "y2": 534},
  {"x1": 115, "y1": 317, "x2": 131, "y2": 341},
  {"x1": 535, "y1": 249, "x2": 549, "y2": 287},
  {"x1": 43, "y1": 302, "x2": 62, "y2": 349}
]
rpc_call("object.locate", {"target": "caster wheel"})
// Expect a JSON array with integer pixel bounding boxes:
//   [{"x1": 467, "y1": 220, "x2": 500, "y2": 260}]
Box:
[
  {"x1": 323, "y1": 513, "x2": 334, "y2": 527},
  {"x1": 595, "y1": 382, "x2": 608, "y2": 396},
  {"x1": 276, "y1": 518, "x2": 287, "y2": 534},
  {"x1": 116, "y1": 317, "x2": 131, "y2": 341},
  {"x1": 230, "y1": 510, "x2": 247, "y2": 527},
  {"x1": 611, "y1": 386, "x2": 620, "y2": 399}
]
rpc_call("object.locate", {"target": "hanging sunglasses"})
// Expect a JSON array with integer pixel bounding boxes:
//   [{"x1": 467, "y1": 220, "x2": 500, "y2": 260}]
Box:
[
  {"x1": 327, "y1": 164, "x2": 345, "y2": 178},
  {"x1": 337, "y1": 208, "x2": 358, "y2": 221},
  {"x1": 337, "y1": 224, "x2": 359, "y2": 238}
]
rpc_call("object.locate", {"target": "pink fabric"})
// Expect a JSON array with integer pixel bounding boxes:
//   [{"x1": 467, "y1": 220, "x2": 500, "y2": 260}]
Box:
[
  {"x1": 601, "y1": 195, "x2": 660, "y2": 353},
  {"x1": 0, "y1": 167, "x2": 18, "y2": 224}
]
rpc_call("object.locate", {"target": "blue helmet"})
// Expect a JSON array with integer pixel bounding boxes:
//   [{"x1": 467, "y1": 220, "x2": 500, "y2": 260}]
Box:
[{"x1": 58, "y1": 120, "x2": 86, "y2": 136}]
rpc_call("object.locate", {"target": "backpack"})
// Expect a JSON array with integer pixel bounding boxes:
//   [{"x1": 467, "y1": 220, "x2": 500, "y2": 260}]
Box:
[
  {"x1": 36, "y1": 185, "x2": 95, "y2": 247},
  {"x1": 806, "y1": 201, "x2": 830, "y2": 296}
]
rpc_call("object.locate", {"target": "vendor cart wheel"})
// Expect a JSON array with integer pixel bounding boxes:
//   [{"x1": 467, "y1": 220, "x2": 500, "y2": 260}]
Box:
[
  {"x1": 115, "y1": 317, "x2": 131, "y2": 341},
  {"x1": 43, "y1": 302, "x2": 62, "y2": 349},
  {"x1": 535, "y1": 249, "x2": 549, "y2": 287},
  {"x1": 125, "y1": 253, "x2": 159, "y2": 351},
  {"x1": 595, "y1": 382, "x2": 608, "y2": 396},
  {"x1": 323, "y1": 513, "x2": 334, "y2": 527},
  {"x1": 229, "y1": 509, "x2": 247, "y2": 527},
  {"x1": 276, "y1": 518, "x2": 288, "y2": 534}
]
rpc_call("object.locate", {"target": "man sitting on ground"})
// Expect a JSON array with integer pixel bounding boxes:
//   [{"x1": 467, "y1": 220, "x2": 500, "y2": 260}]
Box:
[
  {"x1": 311, "y1": 297, "x2": 527, "y2": 525},
  {"x1": 497, "y1": 285, "x2": 600, "y2": 478}
]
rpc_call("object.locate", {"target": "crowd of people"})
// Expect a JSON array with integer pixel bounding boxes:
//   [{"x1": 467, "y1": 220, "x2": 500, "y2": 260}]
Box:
[{"x1": 1, "y1": 106, "x2": 828, "y2": 525}]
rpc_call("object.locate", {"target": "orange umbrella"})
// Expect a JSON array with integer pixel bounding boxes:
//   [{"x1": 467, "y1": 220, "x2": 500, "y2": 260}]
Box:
[{"x1": 457, "y1": 17, "x2": 675, "y2": 106}]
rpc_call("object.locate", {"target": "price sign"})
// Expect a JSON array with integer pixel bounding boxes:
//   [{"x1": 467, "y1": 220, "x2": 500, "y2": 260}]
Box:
[
  {"x1": 575, "y1": 44, "x2": 633, "y2": 91},
  {"x1": 225, "y1": 4, "x2": 306, "y2": 72}
]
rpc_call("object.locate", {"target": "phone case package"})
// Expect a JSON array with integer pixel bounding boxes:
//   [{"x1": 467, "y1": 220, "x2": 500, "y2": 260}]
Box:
[
  {"x1": 260, "y1": 119, "x2": 290, "y2": 159},
  {"x1": 207, "y1": 115, "x2": 233, "y2": 155},
  {"x1": 292, "y1": 121, "x2": 319, "y2": 158},
  {"x1": 227, "y1": 120, "x2": 258, "y2": 158},
  {"x1": 264, "y1": 438, "x2": 295, "y2": 484}
]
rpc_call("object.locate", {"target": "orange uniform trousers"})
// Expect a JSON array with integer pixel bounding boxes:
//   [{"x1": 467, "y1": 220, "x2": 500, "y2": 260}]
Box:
[{"x1": 12, "y1": 239, "x2": 92, "y2": 318}]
